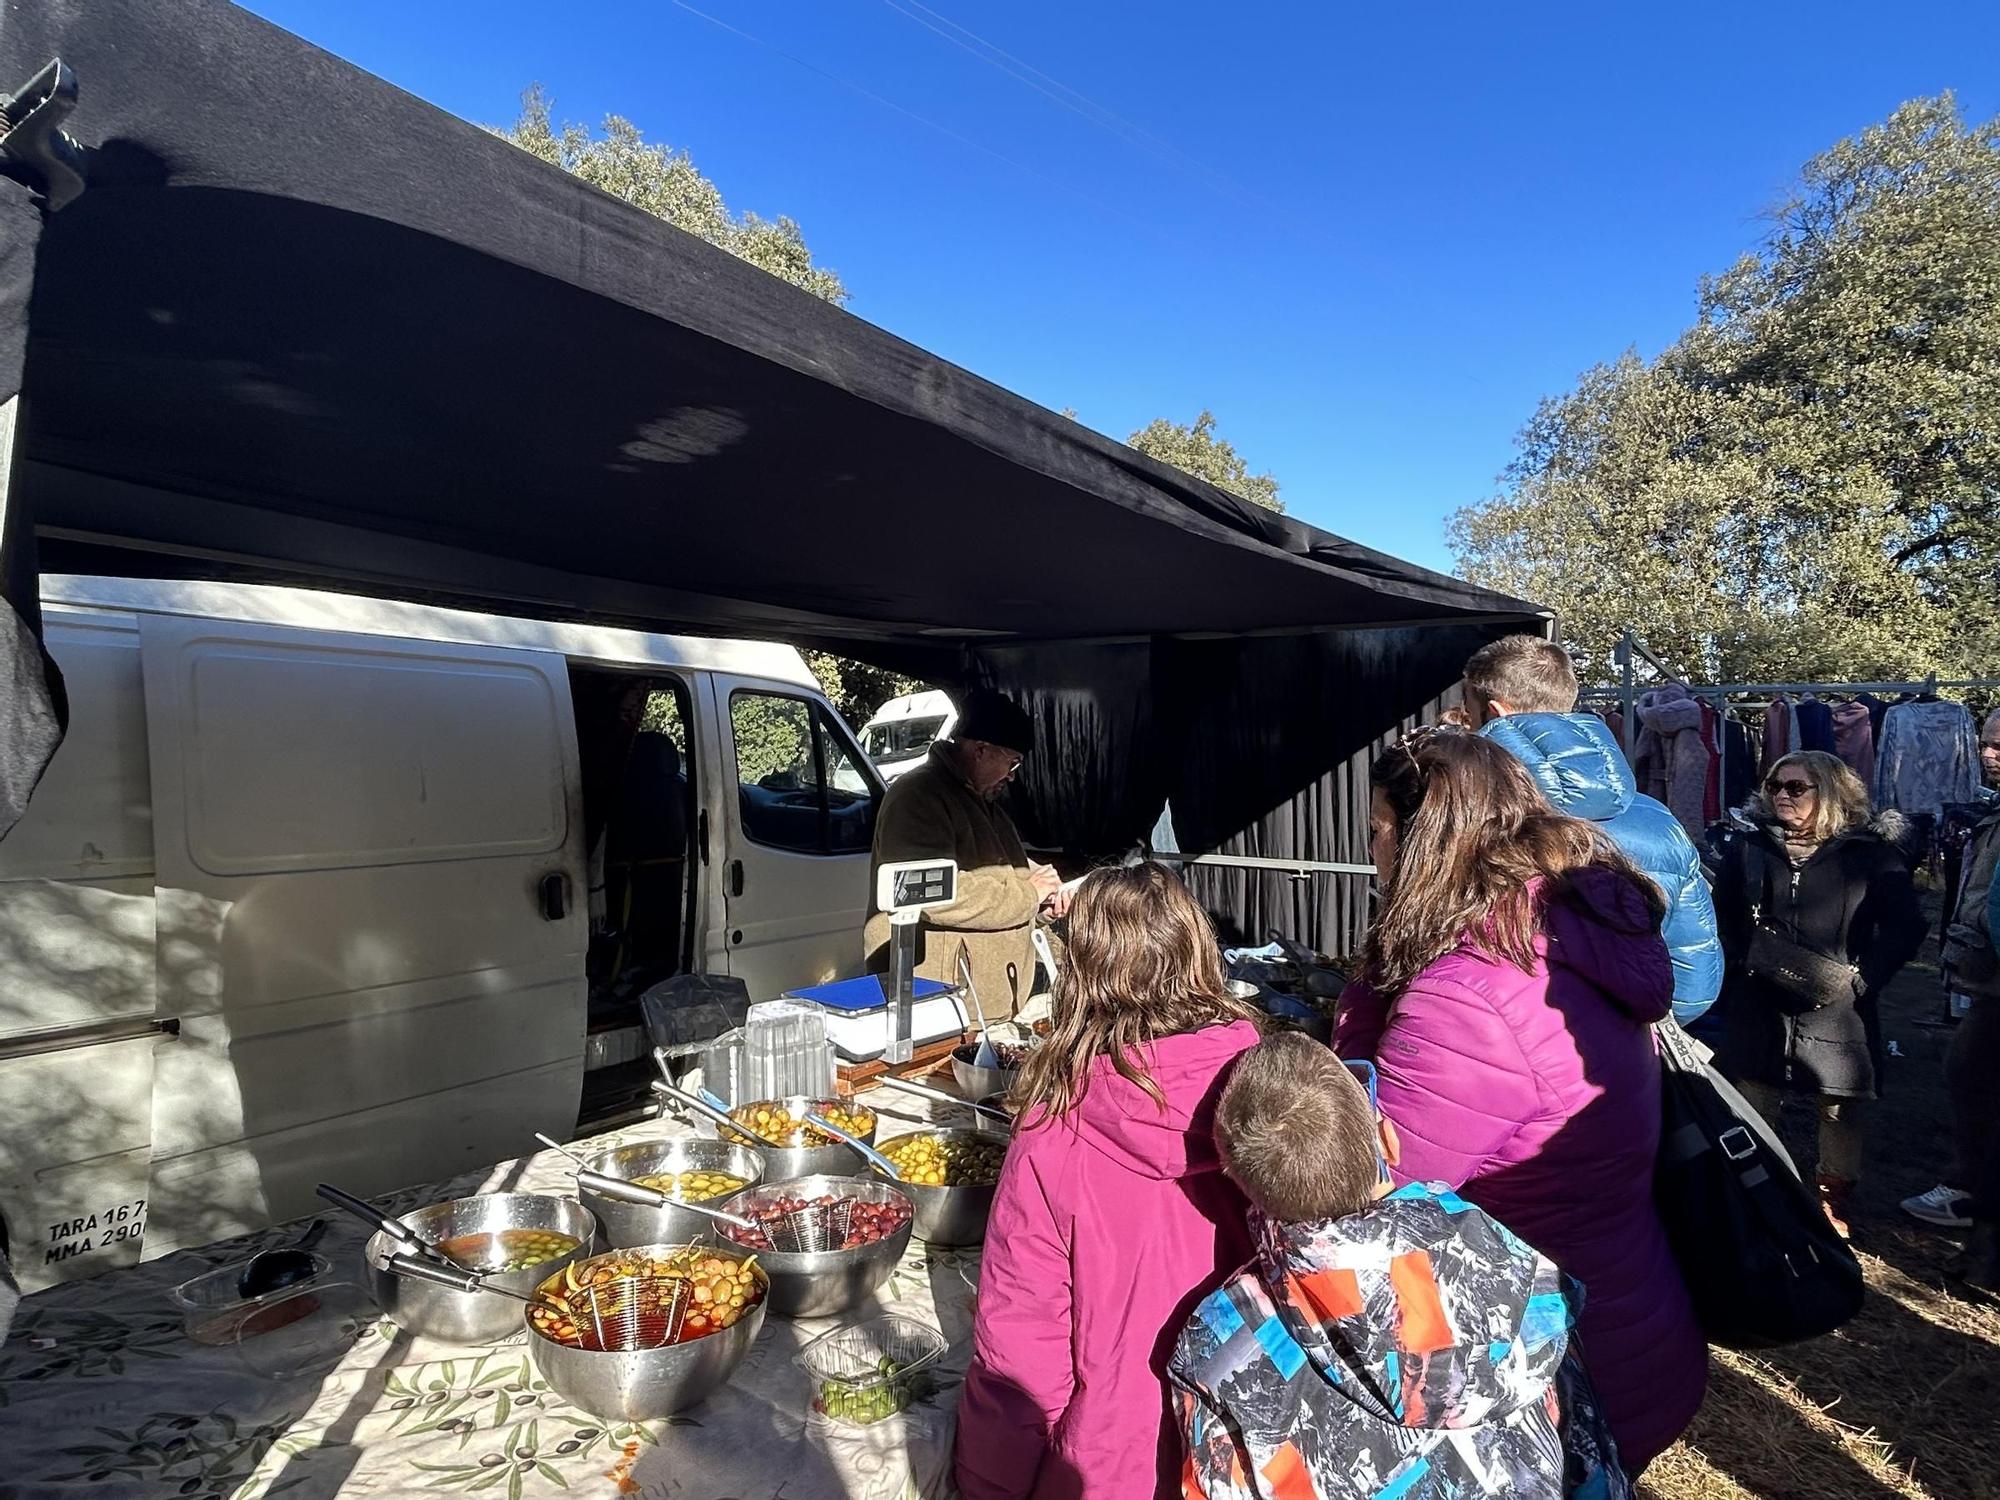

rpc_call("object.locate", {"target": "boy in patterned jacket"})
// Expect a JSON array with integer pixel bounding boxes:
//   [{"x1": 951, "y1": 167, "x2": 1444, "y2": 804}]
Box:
[{"x1": 1170, "y1": 1034, "x2": 1628, "y2": 1500}]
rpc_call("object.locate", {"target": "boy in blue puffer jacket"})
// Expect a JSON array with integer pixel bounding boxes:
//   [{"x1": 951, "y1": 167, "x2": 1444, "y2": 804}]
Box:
[{"x1": 1464, "y1": 636, "x2": 1722, "y2": 1026}]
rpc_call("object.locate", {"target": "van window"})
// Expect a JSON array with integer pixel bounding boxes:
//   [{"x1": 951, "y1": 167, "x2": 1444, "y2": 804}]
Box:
[
  {"x1": 731, "y1": 691, "x2": 878, "y2": 855},
  {"x1": 861, "y1": 715, "x2": 948, "y2": 762}
]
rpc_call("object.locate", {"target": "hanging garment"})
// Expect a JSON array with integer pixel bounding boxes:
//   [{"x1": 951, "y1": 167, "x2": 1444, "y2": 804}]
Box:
[
  {"x1": 1762, "y1": 695, "x2": 1797, "y2": 774},
  {"x1": 1854, "y1": 693, "x2": 1892, "y2": 743},
  {"x1": 1795, "y1": 696, "x2": 1836, "y2": 755},
  {"x1": 1874, "y1": 700, "x2": 1980, "y2": 819},
  {"x1": 1700, "y1": 701, "x2": 1723, "y2": 826},
  {"x1": 1831, "y1": 701, "x2": 1877, "y2": 785},
  {"x1": 1636, "y1": 686, "x2": 1712, "y2": 841},
  {"x1": 1723, "y1": 718, "x2": 1757, "y2": 811}
]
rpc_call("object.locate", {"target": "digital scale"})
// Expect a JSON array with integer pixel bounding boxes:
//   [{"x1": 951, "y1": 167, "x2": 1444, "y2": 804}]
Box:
[{"x1": 784, "y1": 858, "x2": 965, "y2": 1064}]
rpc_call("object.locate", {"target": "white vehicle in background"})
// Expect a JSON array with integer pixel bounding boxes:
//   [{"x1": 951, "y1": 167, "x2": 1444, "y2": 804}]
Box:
[
  {"x1": 857, "y1": 690, "x2": 955, "y2": 783},
  {"x1": 0, "y1": 577, "x2": 883, "y2": 1291}
]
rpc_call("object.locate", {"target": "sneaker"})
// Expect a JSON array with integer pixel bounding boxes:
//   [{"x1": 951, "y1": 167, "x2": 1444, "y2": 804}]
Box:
[{"x1": 1900, "y1": 1183, "x2": 1975, "y2": 1229}]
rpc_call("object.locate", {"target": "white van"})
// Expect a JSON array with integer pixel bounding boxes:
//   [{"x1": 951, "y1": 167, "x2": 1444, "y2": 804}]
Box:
[
  {"x1": 857, "y1": 690, "x2": 956, "y2": 784},
  {"x1": 0, "y1": 577, "x2": 883, "y2": 1291}
]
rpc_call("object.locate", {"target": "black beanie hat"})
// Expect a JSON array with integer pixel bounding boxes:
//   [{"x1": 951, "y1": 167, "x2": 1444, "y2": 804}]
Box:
[{"x1": 952, "y1": 688, "x2": 1034, "y2": 756}]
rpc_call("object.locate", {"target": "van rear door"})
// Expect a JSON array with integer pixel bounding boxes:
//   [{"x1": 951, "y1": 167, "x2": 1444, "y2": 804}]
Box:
[
  {"x1": 707, "y1": 677, "x2": 878, "y2": 999},
  {"x1": 137, "y1": 615, "x2": 587, "y2": 1254}
]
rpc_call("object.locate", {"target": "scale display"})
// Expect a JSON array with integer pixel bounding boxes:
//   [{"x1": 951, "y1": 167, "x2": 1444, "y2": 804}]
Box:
[{"x1": 877, "y1": 858, "x2": 958, "y2": 914}]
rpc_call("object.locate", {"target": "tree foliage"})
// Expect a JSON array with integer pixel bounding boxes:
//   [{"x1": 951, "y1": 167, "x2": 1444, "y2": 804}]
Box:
[
  {"x1": 501, "y1": 87, "x2": 847, "y2": 303},
  {"x1": 1452, "y1": 94, "x2": 2000, "y2": 683},
  {"x1": 1128, "y1": 410, "x2": 1283, "y2": 512}
]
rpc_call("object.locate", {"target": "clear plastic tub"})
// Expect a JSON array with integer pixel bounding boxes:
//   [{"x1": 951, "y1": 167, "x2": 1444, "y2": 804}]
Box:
[
  {"x1": 169, "y1": 1253, "x2": 334, "y2": 1346},
  {"x1": 743, "y1": 1000, "x2": 835, "y2": 1101},
  {"x1": 797, "y1": 1314, "x2": 950, "y2": 1426},
  {"x1": 233, "y1": 1280, "x2": 373, "y2": 1380}
]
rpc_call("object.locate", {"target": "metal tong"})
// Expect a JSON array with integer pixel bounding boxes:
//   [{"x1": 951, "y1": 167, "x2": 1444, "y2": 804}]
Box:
[
  {"x1": 532, "y1": 1132, "x2": 757, "y2": 1231},
  {"x1": 870, "y1": 1072, "x2": 1012, "y2": 1131}
]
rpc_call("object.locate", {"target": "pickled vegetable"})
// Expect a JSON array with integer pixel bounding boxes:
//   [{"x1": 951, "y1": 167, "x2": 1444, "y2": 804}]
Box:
[
  {"x1": 527, "y1": 1247, "x2": 764, "y2": 1350},
  {"x1": 629, "y1": 1168, "x2": 750, "y2": 1203},
  {"x1": 724, "y1": 1099, "x2": 875, "y2": 1149},
  {"x1": 723, "y1": 1193, "x2": 912, "y2": 1252},
  {"x1": 818, "y1": 1358, "x2": 914, "y2": 1424},
  {"x1": 435, "y1": 1227, "x2": 578, "y2": 1273},
  {"x1": 879, "y1": 1133, "x2": 1005, "y2": 1188}
]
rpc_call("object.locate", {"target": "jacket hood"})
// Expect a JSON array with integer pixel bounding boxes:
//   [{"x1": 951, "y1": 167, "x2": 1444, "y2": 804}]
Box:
[
  {"x1": 1637, "y1": 684, "x2": 1703, "y2": 735},
  {"x1": 1041, "y1": 1019, "x2": 1259, "y2": 1182},
  {"x1": 1482, "y1": 712, "x2": 1636, "y2": 822},
  {"x1": 1542, "y1": 867, "x2": 1676, "y2": 1024},
  {"x1": 1252, "y1": 1184, "x2": 1570, "y2": 1430},
  {"x1": 1745, "y1": 806, "x2": 1909, "y2": 848}
]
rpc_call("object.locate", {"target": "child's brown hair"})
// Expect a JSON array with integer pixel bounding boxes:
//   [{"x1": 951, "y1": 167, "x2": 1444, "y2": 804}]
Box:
[{"x1": 1215, "y1": 1034, "x2": 1381, "y2": 1224}]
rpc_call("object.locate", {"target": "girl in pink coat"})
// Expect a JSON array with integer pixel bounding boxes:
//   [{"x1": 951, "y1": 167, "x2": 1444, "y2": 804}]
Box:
[
  {"x1": 1335, "y1": 727, "x2": 1707, "y2": 1472},
  {"x1": 955, "y1": 863, "x2": 1262, "y2": 1500}
]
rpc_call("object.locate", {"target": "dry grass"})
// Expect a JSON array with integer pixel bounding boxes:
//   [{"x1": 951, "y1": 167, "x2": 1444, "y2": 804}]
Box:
[{"x1": 1639, "y1": 937, "x2": 2000, "y2": 1500}]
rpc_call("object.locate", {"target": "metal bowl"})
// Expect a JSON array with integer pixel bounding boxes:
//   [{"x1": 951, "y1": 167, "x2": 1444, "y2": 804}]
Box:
[
  {"x1": 718, "y1": 1174, "x2": 913, "y2": 1318},
  {"x1": 581, "y1": 1138, "x2": 766, "y2": 1248},
  {"x1": 975, "y1": 1091, "x2": 1016, "y2": 1141},
  {"x1": 705, "y1": 1096, "x2": 877, "y2": 1181},
  {"x1": 875, "y1": 1128, "x2": 1003, "y2": 1247},
  {"x1": 365, "y1": 1193, "x2": 595, "y2": 1343},
  {"x1": 525, "y1": 1242, "x2": 768, "y2": 1420},
  {"x1": 950, "y1": 1043, "x2": 1025, "y2": 1104}
]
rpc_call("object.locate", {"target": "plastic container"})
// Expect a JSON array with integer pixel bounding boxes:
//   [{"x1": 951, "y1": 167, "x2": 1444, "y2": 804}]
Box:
[
  {"x1": 233, "y1": 1279, "x2": 374, "y2": 1380},
  {"x1": 742, "y1": 1000, "x2": 835, "y2": 1101},
  {"x1": 699, "y1": 1028, "x2": 748, "y2": 1107},
  {"x1": 797, "y1": 1314, "x2": 949, "y2": 1426},
  {"x1": 170, "y1": 1253, "x2": 335, "y2": 1346}
]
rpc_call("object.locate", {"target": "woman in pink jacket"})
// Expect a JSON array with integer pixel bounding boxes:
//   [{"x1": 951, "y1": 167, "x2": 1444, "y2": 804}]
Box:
[
  {"x1": 955, "y1": 863, "x2": 1261, "y2": 1500},
  {"x1": 1334, "y1": 727, "x2": 1707, "y2": 1473}
]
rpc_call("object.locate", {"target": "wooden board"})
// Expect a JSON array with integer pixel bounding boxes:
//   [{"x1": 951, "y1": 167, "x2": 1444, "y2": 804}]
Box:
[{"x1": 836, "y1": 1031, "x2": 968, "y2": 1095}]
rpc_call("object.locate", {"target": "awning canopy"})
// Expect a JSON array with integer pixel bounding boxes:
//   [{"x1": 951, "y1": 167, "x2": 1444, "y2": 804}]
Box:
[{"x1": 0, "y1": 0, "x2": 1543, "y2": 924}]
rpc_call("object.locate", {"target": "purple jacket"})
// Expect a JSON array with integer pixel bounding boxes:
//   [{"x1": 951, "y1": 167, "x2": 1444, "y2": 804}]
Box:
[
  {"x1": 1335, "y1": 870, "x2": 1707, "y2": 1470},
  {"x1": 956, "y1": 1019, "x2": 1261, "y2": 1500}
]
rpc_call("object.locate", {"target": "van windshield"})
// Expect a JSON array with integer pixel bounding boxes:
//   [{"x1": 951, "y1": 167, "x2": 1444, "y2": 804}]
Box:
[{"x1": 863, "y1": 715, "x2": 948, "y2": 761}]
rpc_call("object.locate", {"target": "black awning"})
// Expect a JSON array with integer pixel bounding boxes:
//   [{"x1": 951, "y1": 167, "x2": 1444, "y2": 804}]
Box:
[{"x1": 0, "y1": 0, "x2": 1542, "y2": 895}]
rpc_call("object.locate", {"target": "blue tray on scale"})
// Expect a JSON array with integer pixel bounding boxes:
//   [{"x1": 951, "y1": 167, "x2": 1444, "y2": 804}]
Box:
[{"x1": 785, "y1": 976, "x2": 966, "y2": 1062}]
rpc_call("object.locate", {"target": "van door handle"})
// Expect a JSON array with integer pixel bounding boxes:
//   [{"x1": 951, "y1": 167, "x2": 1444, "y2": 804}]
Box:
[
  {"x1": 698, "y1": 809, "x2": 710, "y2": 866},
  {"x1": 729, "y1": 860, "x2": 745, "y2": 898},
  {"x1": 539, "y1": 872, "x2": 569, "y2": 921}
]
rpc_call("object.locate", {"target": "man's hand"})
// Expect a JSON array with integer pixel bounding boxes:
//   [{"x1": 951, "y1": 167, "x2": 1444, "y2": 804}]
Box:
[{"x1": 1029, "y1": 862, "x2": 1062, "y2": 902}]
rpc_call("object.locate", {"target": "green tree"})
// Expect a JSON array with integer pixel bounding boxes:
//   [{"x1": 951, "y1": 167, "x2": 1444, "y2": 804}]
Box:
[
  {"x1": 1128, "y1": 410, "x2": 1283, "y2": 512},
  {"x1": 501, "y1": 86, "x2": 847, "y2": 303},
  {"x1": 1452, "y1": 94, "x2": 2000, "y2": 684}
]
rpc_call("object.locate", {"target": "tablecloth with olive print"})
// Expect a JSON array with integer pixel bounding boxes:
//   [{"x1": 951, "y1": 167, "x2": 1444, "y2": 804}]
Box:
[{"x1": 0, "y1": 1112, "x2": 982, "y2": 1500}]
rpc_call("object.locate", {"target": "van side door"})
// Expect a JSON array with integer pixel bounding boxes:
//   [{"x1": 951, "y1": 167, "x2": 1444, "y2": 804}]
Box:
[{"x1": 705, "y1": 677, "x2": 880, "y2": 999}]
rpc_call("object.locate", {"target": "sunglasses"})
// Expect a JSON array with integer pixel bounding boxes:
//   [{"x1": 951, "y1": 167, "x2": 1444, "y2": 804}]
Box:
[{"x1": 1765, "y1": 778, "x2": 1816, "y2": 799}]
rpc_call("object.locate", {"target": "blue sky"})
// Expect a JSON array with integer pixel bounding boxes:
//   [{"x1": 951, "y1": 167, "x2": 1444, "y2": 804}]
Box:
[{"x1": 246, "y1": 0, "x2": 1999, "y2": 574}]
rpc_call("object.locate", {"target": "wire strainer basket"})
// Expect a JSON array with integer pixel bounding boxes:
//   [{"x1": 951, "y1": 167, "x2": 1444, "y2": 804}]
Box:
[
  {"x1": 764, "y1": 1197, "x2": 854, "y2": 1253},
  {"x1": 528, "y1": 1248, "x2": 764, "y2": 1352}
]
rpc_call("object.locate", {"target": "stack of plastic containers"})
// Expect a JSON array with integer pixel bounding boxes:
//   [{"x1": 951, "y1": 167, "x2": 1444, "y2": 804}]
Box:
[{"x1": 715, "y1": 999, "x2": 835, "y2": 1104}]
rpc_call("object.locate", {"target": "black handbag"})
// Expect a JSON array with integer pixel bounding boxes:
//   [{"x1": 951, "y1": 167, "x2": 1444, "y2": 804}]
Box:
[
  {"x1": 1745, "y1": 864, "x2": 1860, "y2": 1015},
  {"x1": 1653, "y1": 1017, "x2": 1865, "y2": 1348}
]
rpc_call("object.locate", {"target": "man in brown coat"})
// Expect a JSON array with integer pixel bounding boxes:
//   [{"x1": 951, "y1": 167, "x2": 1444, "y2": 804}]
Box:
[{"x1": 864, "y1": 690, "x2": 1063, "y2": 1023}]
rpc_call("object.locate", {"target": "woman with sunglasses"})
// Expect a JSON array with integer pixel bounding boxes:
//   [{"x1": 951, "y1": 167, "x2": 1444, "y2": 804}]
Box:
[
  {"x1": 1710, "y1": 751, "x2": 1924, "y2": 1240},
  {"x1": 1335, "y1": 727, "x2": 1706, "y2": 1473},
  {"x1": 956, "y1": 862, "x2": 1261, "y2": 1500}
]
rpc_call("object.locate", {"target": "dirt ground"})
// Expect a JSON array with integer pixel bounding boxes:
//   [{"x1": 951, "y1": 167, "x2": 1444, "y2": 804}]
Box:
[{"x1": 1640, "y1": 902, "x2": 2000, "y2": 1500}]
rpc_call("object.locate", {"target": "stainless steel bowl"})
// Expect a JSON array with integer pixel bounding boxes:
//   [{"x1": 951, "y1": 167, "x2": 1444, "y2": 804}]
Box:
[
  {"x1": 950, "y1": 1044, "x2": 1023, "y2": 1104},
  {"x1": 718, "y1": 1174, "x2": 913, "y2": 1318},
  {"x1": 365, "y1": 1193, "x2": 595, "y2": 1343},
  {"x1": 704, "y1": 1097, "x2": 877, "y2": 1181},
  {"x1": 974, "y1": 1091, "x2": 1016, "y2": 1141},
  {"x1": 525, "y1": 1242, "x2": 768, "y2": 1419},
  {"x1": 876, "y1": 1128, "x2": 1003, "y2": 1247},
  {"x1": 581, "y1": 1138, "x2": 765, "y2": 1248}
]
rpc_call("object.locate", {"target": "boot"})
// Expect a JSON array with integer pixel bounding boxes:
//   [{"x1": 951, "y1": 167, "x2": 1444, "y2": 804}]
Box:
[
  {"x1": 1817, "y1": 1172, "x2": 1855, "y2": 1242},
  {"x1": 1945, "y1": 1223, "x2": 2000, "y2": 1294}
]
